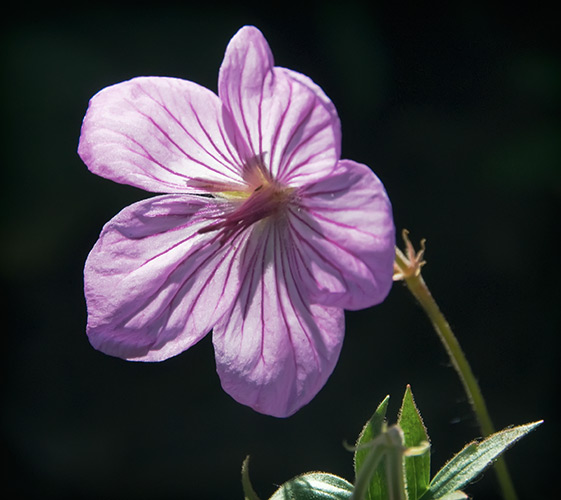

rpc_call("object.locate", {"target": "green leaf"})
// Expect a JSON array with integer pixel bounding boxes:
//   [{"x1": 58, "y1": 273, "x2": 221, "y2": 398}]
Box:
[
  {"x1": 432, "y1": 491, "x2": 468, "y2": 500},
  {"x1": 268, "y1": 472, "x2": 353, "y2": 500},
  {"x1": 397, "y1": 385, "x2": 430, "y2": 500},
  {"x1": 423, "y1": 421, "x2": 543, "y2": 499},
  {"x1": 354, "y1": 395, "x2": 390, "y2": 472},
  {"x1": 242, "y1": 456, "x2": 262, "y2": 500},
  {"x1": 354, "y1": 395, "x2": 390, "y2": 500}
]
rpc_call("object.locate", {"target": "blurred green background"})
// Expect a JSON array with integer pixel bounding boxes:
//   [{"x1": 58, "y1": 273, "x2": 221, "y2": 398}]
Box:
[{"x1": 2, "y1": 3, "x2": 559, "y2": 499}]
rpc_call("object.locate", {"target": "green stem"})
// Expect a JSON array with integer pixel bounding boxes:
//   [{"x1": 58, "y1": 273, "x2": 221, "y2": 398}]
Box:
[
  {"x1": 351, "y1": 437, "x2": 386, "y2": 500},
  {"x1": 352, "y1": 426, "x2": 409, "y2": 500},
  {"x1": 394, "y1": 246, "x2": 518, "y2": 500}
]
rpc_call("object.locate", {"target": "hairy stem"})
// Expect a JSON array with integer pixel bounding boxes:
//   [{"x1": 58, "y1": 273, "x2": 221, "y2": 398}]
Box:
[{"x1": 394, "y1": 237, "x2": 517, "y2": 500}]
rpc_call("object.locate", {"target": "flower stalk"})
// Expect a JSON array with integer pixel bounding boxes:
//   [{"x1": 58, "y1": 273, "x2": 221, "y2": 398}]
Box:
[{"x1": 393, "y1": 230, "x2": 518, "y2": 500}]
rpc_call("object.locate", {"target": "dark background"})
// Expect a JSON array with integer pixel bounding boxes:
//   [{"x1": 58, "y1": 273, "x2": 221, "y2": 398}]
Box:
[{"x1": 2, "y1": 2, "x2": 558, "y2": 499}]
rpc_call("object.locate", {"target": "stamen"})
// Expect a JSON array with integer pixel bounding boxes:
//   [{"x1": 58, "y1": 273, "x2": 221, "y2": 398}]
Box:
[
  {"x1": 196, "y1": 154, "x2": 295, "y2": 245},
  {"x1": 198, "y1": 181, "x2": 295, "y2": 245}
]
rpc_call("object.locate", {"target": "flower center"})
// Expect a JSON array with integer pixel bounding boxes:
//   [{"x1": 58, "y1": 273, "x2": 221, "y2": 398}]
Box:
[{"x1": 198, "y1": 160, "x2": 295, "y2": 244}]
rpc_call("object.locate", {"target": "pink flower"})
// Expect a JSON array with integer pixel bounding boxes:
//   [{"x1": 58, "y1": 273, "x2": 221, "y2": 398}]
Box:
[{"x1": 78, "y1": 26, "x2": 395, "y2": 417}]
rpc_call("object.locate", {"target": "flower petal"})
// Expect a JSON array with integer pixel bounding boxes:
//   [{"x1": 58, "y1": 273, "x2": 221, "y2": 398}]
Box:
[
  {"x1": 287, "y1": 160, "x2": 395, "y2": 310},
  {"x1": 212, "y1": 221, "x2": 344, "y2": 417},
  {"x1": 273, "y1": 68, "x2": 342, "y2": 185},
  {"x1": 85, "y1": 194, "x2": 247, "y2": 361},
  {"x1": 78, "y1": 77, "x2": 250, "y2": 193},
  {"x1": 218, "y1": 26, "x2": 274, "y2": 157},
  {"x1": 219, "y1": 26, "x2": 341, "y2": 185}
]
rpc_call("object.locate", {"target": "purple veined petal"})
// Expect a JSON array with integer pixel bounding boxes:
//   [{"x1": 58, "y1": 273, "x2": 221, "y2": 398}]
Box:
[
  {"x1": 212, "y1": 221, "x2": 345, "y2": 417},
  {"x1": 287, "y1": 159, "x2": 395, "y2": 311},
  {"x1": 78, "y1": 77, "x2": 251, "y2": 194},
  {"x1": 272, "y1": 67, "x2": 342, "y2": 186},
  {"x1": 218, "y1": 27, "x2": 341, "y2": 186},
  {"x1": 85, "y1": 194, "x2": 248, "y2": 361},
  {"x1": 218, "y1": 26, "x2": 274, "y2": 160}
]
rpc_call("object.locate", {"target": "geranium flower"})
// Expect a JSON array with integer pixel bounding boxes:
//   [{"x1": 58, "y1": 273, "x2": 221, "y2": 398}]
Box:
[{"x1": 78, "y1": 26, "x2": 395, "y2": 417}]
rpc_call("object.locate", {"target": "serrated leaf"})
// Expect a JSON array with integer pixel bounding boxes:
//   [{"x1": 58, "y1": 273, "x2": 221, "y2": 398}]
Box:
[
  {"x1": 268, "y1": 472, "x2": 353, "y2": 500},
  {"x1": 423, "y1": 421, "x2": 543, "y2": 499},
  {"x1": 354, "y1": 395, "x2": 390, "y2": 500},
  {"x1": 397, "y1": 386, "x2": 430, "y2": 500}
]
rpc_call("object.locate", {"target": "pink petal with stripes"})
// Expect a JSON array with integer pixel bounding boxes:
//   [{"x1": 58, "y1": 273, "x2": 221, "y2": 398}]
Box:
[
  {"x1": 84, "y1": 194, "x2": 245, "y2": 361},
  {"x1": 218, "y1": 26, "x2": 341, "y2": 186},
  {"x1": 213, "y1": 221, "x2": 345, "y2": 417},
  {"x1": 288, "y1": 160, "x2": 395, "y2": 310},
  {"x1": 78, "y1": 77, "x2": 250, "y2": 194}
]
